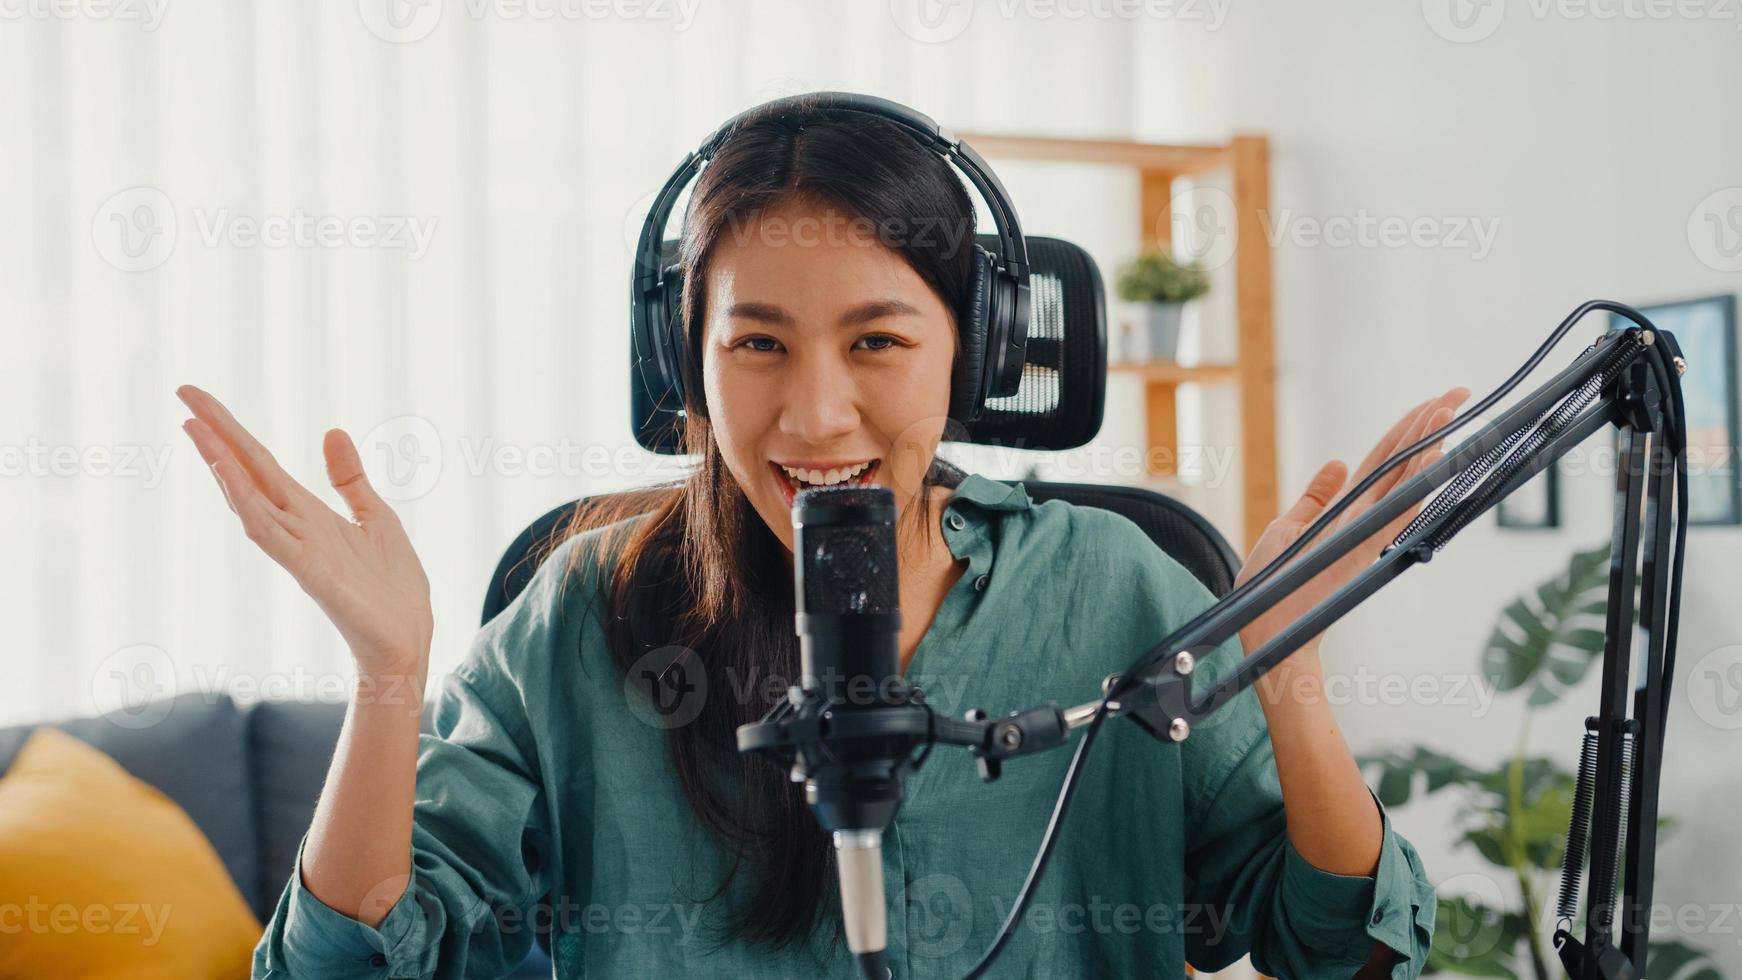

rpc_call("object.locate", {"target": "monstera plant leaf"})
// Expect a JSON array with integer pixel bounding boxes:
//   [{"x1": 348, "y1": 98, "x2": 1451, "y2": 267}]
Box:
[
  {"x1": 1457, "y1": 759, "x2": 1576, "y2": 872},
  {"x1": 1357, "y1": 746, "x2": 1485, "y2": 807},
  {"x1": 1376, "y1": 541, "x2": 1717, "y2": 980},
  {"x1": 1482, "y1": 541, "x2": 1619, "y2": 706}
]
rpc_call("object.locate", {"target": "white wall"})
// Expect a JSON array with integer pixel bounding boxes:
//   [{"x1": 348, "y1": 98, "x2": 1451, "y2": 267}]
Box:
[{"x1": 1130, "y1": 2, "x2": 1742, "y2": 971}]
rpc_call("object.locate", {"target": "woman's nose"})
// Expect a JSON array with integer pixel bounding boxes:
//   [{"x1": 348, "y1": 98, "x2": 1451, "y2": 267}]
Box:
[{"x1": 778, "y1": 355, "x2": 860, "y2": 445}]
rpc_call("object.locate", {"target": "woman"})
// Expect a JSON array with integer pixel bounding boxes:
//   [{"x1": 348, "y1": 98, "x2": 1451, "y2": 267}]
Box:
[{"x1": 181, "y1": 99, "x2": 1458, "y2": 978}]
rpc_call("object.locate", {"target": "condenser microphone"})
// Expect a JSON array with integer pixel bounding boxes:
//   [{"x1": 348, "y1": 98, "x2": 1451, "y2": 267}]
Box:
[{"x1": 791, "y1": 485, "x2": 908, "y2": 980}]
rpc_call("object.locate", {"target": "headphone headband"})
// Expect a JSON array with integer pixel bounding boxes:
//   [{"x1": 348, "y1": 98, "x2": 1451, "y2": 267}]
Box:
[{"x1": 635, "y1": 92, "x2": 1028, "y2": 287}]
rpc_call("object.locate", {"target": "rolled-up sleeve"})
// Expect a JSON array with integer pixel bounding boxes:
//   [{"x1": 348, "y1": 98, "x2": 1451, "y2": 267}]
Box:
[
  {"x1": 252, "y1": 567, "x2": 569, "y2": 980},
  {"x1": 1182, "y1": 706, "x2": 1435, "y2": 978},
  {"x1": 254, "y1": 832, "x2": 435, "y2": 977},
  {"x1": 1275, "y1": 791, "x2": 1435, "y2": 969}
]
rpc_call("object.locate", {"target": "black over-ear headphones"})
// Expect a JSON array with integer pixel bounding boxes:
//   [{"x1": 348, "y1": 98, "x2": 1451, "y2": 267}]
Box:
[{"x1": 629, "y1": 91, "x2": 1031, "y2": 442}]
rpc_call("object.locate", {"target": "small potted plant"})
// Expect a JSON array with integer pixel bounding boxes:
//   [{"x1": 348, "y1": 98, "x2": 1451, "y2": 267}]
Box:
[{"x1": 1114, "y1": 248, "x2": 1210, "y2": 361}]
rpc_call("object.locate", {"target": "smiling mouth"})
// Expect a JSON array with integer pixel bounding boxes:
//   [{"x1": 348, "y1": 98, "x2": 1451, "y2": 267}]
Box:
[{"x1": 769, "y1": 459, "x2": 881, "y2": 506}]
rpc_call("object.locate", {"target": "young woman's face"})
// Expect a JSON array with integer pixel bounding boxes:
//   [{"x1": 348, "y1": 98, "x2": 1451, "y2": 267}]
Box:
[{"x1": 701, "y1": 198, "x2": 958, "y2": 553}]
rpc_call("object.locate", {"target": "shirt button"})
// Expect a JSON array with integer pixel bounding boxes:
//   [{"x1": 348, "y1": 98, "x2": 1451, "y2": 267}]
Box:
[
  {"x1": 1370, "y1": 907, "x2": 1385, "y2": 925},
  {"x1": 973, "y1": 573, "x2": 990, "y2": 591},
  {"x1": 946, "y1": 511, "x2": 966, "y2": 531},
  {"x1": 369, "y1": 953, "x2": 387, "y2": 967}
]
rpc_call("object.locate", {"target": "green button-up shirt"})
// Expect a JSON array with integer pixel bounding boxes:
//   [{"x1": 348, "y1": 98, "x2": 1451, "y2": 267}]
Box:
[{"x1": 252, "y1": 473, "x2": 1435, "y2": 979}]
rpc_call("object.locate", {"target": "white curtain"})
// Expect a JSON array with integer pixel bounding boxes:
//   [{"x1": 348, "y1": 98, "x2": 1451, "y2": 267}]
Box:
[{"x1": 0, "y1": 0, "x2": 1183, "y2": 727}]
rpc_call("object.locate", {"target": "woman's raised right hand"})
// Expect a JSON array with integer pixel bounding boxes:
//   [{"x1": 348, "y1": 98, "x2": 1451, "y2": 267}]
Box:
[{"x1": 176, "y1": 385, "x2": 434, "y2": 678}]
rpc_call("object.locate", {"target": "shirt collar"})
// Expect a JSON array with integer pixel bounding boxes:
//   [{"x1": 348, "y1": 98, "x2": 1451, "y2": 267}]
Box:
[{"x1": 946, "y1": 472, "x2": 1032, "y2": 513}]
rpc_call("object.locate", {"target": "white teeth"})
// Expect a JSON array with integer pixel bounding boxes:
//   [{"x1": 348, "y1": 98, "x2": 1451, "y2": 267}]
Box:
[{"x1": 780, "y1": 461, "x2": 872, "y2": 487}]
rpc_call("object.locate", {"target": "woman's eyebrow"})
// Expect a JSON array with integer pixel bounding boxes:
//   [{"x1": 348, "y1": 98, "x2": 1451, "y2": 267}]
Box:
[
  {"x1": 726, "y1": 299, "x2": 921, "y2": 327},
  {"x1": 841, "y1": 299, "x2": 921, "y2": 326}
]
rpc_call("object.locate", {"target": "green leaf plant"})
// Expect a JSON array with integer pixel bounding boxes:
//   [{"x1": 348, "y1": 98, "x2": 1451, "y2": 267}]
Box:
[
  {"x1": 1358, "y1": 542, "x2": 1723, "y2": 979},
  {"x1": 1112, "y1": 248, "x2": 1210, "y2": 304}
]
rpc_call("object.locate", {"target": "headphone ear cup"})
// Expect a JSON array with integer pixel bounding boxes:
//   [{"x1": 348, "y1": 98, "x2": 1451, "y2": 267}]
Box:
[
  {"x1": 950, "y1": 244, "x2": 996, "y2": 424},
  {"x1": 658, "y1": 262, "x2": 687, "y2": 406}
]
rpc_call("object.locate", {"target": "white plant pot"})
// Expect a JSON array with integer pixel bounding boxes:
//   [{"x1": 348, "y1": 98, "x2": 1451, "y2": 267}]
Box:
[{"x1": 1145, "y1": 301, "x2": 1186, "y2": 360}]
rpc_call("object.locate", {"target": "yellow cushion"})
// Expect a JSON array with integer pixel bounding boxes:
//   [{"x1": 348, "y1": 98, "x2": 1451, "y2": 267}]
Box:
[{"x1": 0, "y1": 726, "x2": 263, "y2": 979}]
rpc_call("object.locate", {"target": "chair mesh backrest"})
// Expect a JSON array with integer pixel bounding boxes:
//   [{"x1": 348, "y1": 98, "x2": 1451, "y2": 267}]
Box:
[
  {"x1": 630, "y1": 235, "x2": 1107, "y2": 454},
  {"x1": 959, "y1": 234, "x2": 1107, "y2": 450},
  {"x1": 1025, "y1": 482, "x2": 1239, "y2": 597},
  {"x1": 481, "y1": 478, "x2": 1239, "y2": 627}
]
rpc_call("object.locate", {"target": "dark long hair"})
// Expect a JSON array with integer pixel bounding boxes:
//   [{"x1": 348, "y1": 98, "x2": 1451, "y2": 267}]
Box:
[{"x1": 553, "y1": 98, "x2": 977, "y2": 953}]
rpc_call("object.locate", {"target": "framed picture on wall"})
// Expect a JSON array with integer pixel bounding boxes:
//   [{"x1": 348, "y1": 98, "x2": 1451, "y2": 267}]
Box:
[
  {"x1": 1612, "y1": 295, "x2": 1740, "y2": 526},
  {"x1": 1496, "y1": 463, "x2": 1561, "y2": 529}
]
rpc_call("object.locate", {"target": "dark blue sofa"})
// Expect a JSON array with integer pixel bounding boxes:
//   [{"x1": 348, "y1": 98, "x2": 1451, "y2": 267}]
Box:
[{"x1": 0, "y1": 691, "x2": 552, "y2": 978}]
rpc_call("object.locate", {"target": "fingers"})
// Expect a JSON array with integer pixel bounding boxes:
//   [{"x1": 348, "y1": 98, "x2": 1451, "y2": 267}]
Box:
[
  {"x1": 176, "y1": 385, "x2": 303, "y2": 510},
  {"x1": 1377, "y1": 403, "x2": 1459, "y2": 537},
  {"x1": 1281, "y1": 459, "x2": 1347, "y2": 526},
  {"x1": 324, "y1": 428, "x2": 396, "y2": 525},
  {"x1": 1384, "y1": 388, "x2": 1468, "y2": 490},
  {"x1": 1408, "y1": 405, "x2": 1458, "y2": 475},
  {"x1": 181, "y1": 416, "x2": 251, "y2": 508},
  {"x1": 1343, "y1": 387, "x2": 1470, "y2": 511},
  {"x1": 191, "y1": 427, "x2": 300, "y2": 561},
  {"x1": 1341, "y1": 395, "x2": 1437, "y2": 497}
]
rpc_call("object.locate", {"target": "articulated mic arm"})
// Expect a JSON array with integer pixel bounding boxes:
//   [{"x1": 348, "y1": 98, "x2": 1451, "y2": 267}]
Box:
[
  {"x1": 939, "y1": 303, "x2": 1689, "y2": 979},
  {"x1": 1087, "y1": 307, "x2": 1687, "y2": 980}
]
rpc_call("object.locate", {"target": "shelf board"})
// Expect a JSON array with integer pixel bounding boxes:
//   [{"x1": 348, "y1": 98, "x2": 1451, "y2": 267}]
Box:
[
  {"x1": 957, "y1": 127, "x2": 1274, "y2": 550},
  {"x1": 952, "y1": 133, "x2": 1229, "y2": 175},
  {"x1": 1108, "y1": 360, "x2": 1240, "y2": 385}
]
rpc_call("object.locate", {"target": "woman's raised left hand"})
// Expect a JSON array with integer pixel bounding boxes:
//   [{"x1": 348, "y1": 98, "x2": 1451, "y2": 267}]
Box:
[{"x1": 1232, "y1": 385, "x2": 1471, "y2": 672}]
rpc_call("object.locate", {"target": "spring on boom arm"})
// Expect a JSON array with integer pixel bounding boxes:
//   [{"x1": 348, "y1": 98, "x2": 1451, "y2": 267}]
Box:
[
  {"x1": 1393, "y1": 335, "x2": 1644, "y2": 555},
  {"x1": 1556, "y1": 721, "x2": 1636, "y2": 929}
]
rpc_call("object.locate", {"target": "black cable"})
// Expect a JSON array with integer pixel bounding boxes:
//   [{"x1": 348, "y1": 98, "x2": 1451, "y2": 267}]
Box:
[
  {"x1": 959, "y1": 700, "x2": 1109, "y2": 979},
  {"x1": 1638, "y1": 333, "x2": 1688, "y2": 741},
  {"x1": 955, "y1": 302, "x2": 1683, "y2": 980}
]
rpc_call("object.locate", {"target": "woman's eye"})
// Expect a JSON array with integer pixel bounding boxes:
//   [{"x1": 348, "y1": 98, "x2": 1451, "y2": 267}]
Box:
[{"x1": 733, "y1": 335, "x2": 899, "y2": 353}]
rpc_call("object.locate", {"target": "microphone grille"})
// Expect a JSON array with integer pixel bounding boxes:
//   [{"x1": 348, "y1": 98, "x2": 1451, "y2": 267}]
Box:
[{"x1": 794, "y1": 487, "x2": 899, "y2": 616}]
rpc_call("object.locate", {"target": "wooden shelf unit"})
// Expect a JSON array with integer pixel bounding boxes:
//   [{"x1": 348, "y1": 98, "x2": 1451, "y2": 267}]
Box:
[{"x1": 956, "y1": 131, "x2": 1279, "y2": 550}]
